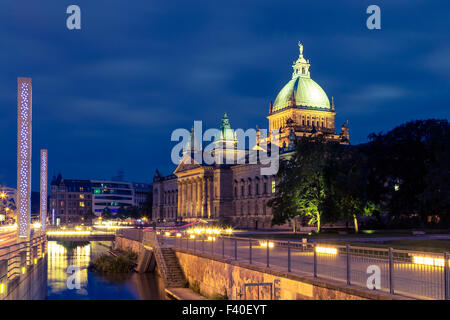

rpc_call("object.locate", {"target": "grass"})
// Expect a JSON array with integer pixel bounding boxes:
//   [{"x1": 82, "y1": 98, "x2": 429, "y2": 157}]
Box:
[
  {"x1": 232, "y1": 229, "x2": 450, "y2": 253},
  {"x1": 234, "y1": 229, "x2": 450, "y2": 241},
  {"x1": 321, "y1": 240, "x2": 450, "y2": 254}
]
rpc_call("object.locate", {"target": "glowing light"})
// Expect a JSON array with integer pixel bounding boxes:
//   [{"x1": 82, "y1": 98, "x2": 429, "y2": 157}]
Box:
[
  {"x1": 32, "y1": 222, "x2": 41, "y2": 229},
  {"x1": 315, "y1": 246, "x2": 337, "y2": 255},
  {"x1": 412, "y1": 256, "x2": 446, "y2": 267},
  {"x1": 164, "y1": 232, "x2": 171, "y2": 237},
  {"x1": 34, "y1": 258, "x2": 37, "y2": 264},
  {"x1": 207, "y1": 236, "x2": 216, "y2": 241},
  {"x1": 176, "y1": 233, "x2": 182, "y2": 237},
  {"x1": 0, "y1": 283, "x2": 5, "y2": 294},
  {"x1": 17, "y1": 78, "x2": 32, "y2": 239},
  {"x1": 21, "y1": 267, "x2": 26, "y2": 274},
  {"x1": 190, "y1": 235, "x2": 195, "y2": 239},
  {"x1": 40, "y1": 149, "x2": 48, "y2": 231},
  {"x1": 225, "y1": 228, "x2": 233, "y2": 234},
  {"x1": 47, "y1": 231, "x2": 91, "y2": 235},
  {"x1": 260, "y1": 241, "x2": 274, "y2": 248}
]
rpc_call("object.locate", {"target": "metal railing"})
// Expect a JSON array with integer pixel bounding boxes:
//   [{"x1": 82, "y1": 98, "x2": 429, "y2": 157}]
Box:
[
  {"x1": 0, "y1": 232, "x2": 47, "y2": 297},
  {"x1": 168, "y1": 234, "x2": 449, "y2": 300}
]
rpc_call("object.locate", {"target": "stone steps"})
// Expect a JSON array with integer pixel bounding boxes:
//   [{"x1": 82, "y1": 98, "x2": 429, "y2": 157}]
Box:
[{"x1": 156, "y1": 247, "x2": 186, "y2": 288}]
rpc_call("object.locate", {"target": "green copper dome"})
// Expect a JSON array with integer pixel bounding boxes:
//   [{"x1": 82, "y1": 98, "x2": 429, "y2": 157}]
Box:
[
  {"x1": 272, "y1": 77, "x2": 330, "y2": 112},
  {"x1": 272, "y1": 42, "x2": 331, "y2": 113}
]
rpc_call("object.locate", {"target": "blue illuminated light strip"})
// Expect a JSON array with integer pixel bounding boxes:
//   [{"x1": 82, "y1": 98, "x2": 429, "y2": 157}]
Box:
[{"x1": 17, "y1": 78, "x2": 32, "y2": 239}]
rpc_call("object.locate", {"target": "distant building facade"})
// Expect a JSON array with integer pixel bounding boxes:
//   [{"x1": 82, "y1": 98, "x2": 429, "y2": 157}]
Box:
[
  {"x1": 49, "y1": 174, "x2": 151, "y2": 225},
  {"x1": 49, "y1": 174, "x2": 92, "y2": 225},
  {"x1": 152, "y1": 43, "x2": 350, "y2": 229}
]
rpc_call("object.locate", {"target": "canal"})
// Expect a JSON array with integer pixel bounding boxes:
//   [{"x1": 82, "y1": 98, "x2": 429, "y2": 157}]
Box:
[{"x1": 47, "y1": 241, "x2": 166, "y2": 300}]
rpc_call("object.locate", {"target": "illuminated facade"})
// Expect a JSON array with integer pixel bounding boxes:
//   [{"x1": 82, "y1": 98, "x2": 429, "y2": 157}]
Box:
[
  {"x1": 40, "y1": 149, "x2": 48, "y2": 231},
  {"x1": 17, "y1": 77, "x2": 32, "y2": 239},
  {"x1": 153, "y1": 43, "x2": 350, "y2": 229}
]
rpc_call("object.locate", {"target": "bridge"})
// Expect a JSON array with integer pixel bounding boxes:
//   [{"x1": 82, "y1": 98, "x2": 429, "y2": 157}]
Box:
[{"x1": 46, "y1": 230, "x2": 115, "y2": 242}]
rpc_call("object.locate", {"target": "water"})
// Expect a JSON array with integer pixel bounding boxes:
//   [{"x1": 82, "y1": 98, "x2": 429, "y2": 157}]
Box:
[{"x1": 47, "y1": 241, "x2": 166, "y2": 300}]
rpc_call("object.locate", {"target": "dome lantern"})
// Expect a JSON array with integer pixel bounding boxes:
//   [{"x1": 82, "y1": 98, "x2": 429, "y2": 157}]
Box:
[{"x1": 292, "y1": 42, "x2": 311, "y2": 79}]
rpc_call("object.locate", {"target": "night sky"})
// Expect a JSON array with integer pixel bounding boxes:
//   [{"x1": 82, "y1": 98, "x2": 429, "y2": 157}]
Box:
[{"x1": 0, "y1": 0, "x2": 449, "y2": 191}]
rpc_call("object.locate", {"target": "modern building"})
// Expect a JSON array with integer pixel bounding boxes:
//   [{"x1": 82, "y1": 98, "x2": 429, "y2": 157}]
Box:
[
  {"x1": 49, "y1": 175, "x2": 151, "y2": 224},
  {"x1": 152, "y1": 43, "x2": 350, "y2": 229},
  {"x1": 91, "y1": 180, "x2": 134, "y2": 215}
]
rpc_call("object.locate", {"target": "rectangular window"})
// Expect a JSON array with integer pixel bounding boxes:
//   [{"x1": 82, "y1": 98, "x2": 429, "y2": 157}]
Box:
[
  {"x1": 272, "y1": 181, "x2": 276, "y2": 193},
  {"x1": 79, "y1": 202, "x2": 85, "y2": 207},
  {"x1": 79, "y1": 194, "x2": 84, "y2": 199},
  {"x1": 264, "y1": 183, "x2": 267, "y2": 194}
]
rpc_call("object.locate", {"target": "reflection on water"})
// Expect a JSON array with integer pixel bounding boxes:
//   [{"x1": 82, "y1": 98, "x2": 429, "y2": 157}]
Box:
[{"x1": 47, "y1": 241, "x2": 166, "y2": 300}]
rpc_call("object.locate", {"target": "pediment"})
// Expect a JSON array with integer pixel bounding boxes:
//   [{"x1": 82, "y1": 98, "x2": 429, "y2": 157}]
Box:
[{"x1": 173, "y1": 154, "x2": 203, "y2": 174}]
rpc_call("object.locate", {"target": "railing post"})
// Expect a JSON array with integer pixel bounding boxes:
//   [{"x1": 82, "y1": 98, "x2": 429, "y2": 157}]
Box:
[
  {"x1": 266, "y1": 241, "x2": 269, "y2": 268},
  {"x1": 249, "y1": 239, "x2": 252, "y2": 264},
  {"x1": 288, "y1": 241, "x2": 291, "y2": 272},
  {"x1": 388, "y1": 247, "x2": 394, "y2": 295},
  {"x1": 346, "y1": 244, "x2": 351, "y2": 285},
  {"x1": 222, "y1": 237, "x2": 225, "y2": 258},
  {"x1": 445, "y1": 252, "x2": 449, "y2": 300},
  {"x1": 313, "y1": 244, "x2": 317, "y2": 278},
  {"x1": 234, "y1": 239, "x2": 237, "y2": 260}
]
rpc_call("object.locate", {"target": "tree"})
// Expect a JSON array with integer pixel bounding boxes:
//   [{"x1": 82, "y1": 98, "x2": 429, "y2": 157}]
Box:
[
  {"x1": 142, "y1": 190, "x2": 153, "y2": 220},
  {"x1": 101, "y1": 207, "x2": 113, "y2": 219},
  {"x1": 364, "y1": 119, "x2": 450, "y2": 226},
  {"x1": 269, "y1": 135, "x2": 338, "y2": 232},
  {"x1": 327, "y1": 146, "x2": 378, "y2": 233}
]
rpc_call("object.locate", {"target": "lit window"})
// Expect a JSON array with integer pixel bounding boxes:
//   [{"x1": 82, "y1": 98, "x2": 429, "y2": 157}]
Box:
[
  {"x1": 79, "y1": 194, "x2": 84, "y2": 199},
  {"x1": 79, "y1": 202, "x2": 85, "y2": 207},
  {"x1": 271, "y1": 181, "x2": 276, "y2": 193}
]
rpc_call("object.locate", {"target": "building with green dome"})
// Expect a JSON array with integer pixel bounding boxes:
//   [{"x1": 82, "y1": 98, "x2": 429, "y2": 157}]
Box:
[
  {"x1": 268, "y1": 42, "x2": 349, "y2": 147},
  {"x1": 152, "y1": 43, "x2": 349, "y2": 229}
]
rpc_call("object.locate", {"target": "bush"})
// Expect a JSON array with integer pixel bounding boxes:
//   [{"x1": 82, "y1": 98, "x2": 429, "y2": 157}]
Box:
[{"x1": 89, "y1": 254, "x2": 135, "y2": 273}]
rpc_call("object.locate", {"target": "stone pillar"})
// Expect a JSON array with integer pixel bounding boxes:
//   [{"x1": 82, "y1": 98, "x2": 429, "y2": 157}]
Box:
[
  {"x1": 202, "y1": 178, "x2": 207, "y2": 217},
  {"x1": 178, "y1": 181, "x2": 182, "y2": 218},
  {"x1": 196, "y1": 179, "x2": 201, "y2": 217},
  {"x1": 207, "y1": 178, "x2": 212, "y2": 218}
]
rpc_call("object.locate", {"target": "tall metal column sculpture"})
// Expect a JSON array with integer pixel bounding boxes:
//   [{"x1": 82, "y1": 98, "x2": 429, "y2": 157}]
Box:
[
  {"x1": 40, "y1": 149, "x2": 48, "y2": 231},
  {"x1": 17, "y1": 77, "x2": 32, "y2": 240}
]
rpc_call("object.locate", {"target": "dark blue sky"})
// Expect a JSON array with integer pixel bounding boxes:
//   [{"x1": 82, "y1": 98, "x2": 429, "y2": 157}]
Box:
[{"x1": 0, "y1": 0, "x2": 449, "y2": 191}]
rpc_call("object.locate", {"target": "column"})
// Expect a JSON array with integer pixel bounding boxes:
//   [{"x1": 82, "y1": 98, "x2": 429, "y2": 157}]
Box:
[
  {"x1": 196, "y1": 179, "x2": 201, "y2": 217},
  {"x1": 177, "y1": 181, "x2": 182, "y2": 218},
  {"x1": 17, "y1": 77, "x2": 32, "y2": 240}
]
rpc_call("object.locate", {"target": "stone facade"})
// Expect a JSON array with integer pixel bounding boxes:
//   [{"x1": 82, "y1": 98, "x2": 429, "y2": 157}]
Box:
[
  {"x1": 152, "y1": 43, "x2": 350, "y2": 229},
  {"x1": 174, "y1": 249, "x2": 404, "y2": 300}
]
